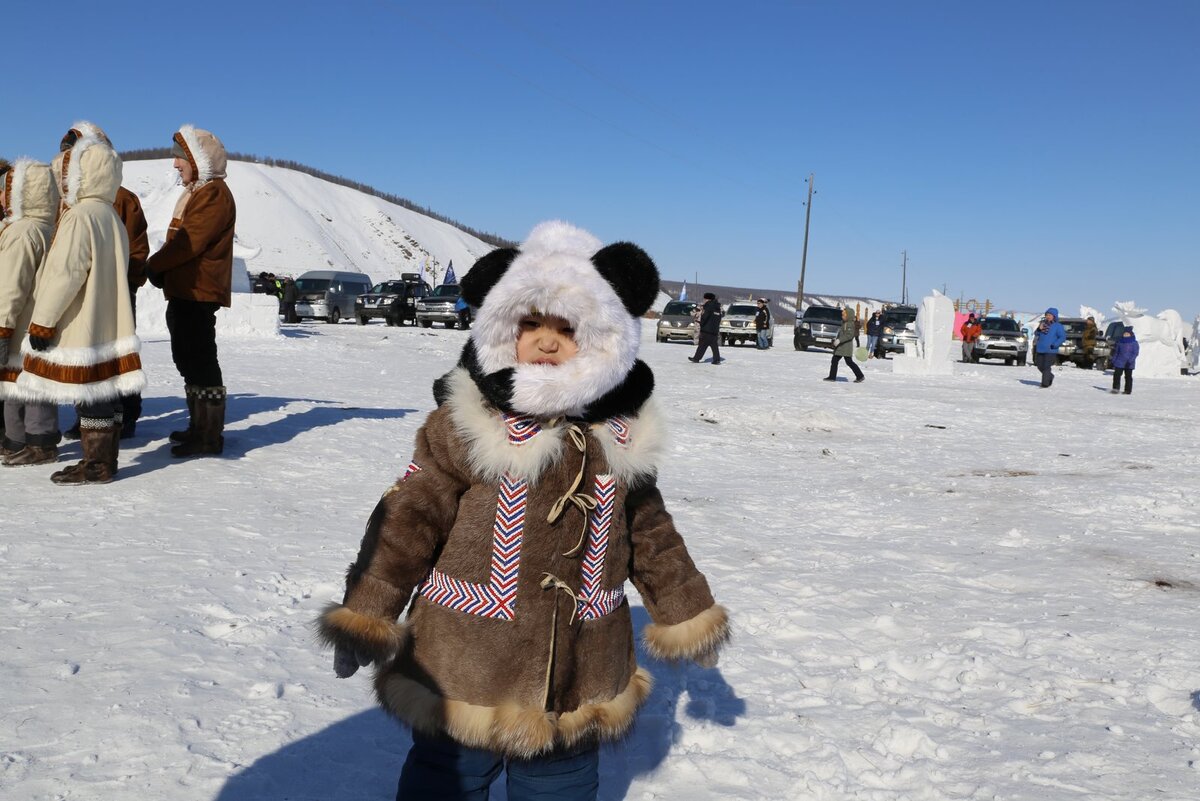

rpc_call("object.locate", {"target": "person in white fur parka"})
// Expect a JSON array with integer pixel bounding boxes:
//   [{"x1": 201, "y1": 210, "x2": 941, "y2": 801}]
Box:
[{"x1": 17, "y1": 136, "x2": 143, "y2": 484}]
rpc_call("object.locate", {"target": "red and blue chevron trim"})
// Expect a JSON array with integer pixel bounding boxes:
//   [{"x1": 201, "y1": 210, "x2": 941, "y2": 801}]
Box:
[
  {"x1": 577, "y1": 474, "x2": 625, "y2": 621},
  {"x1": 402, "y1": 461, "x2": 421, "y2": 480},
  {"x1": 606, "y1": 416, "x2": 631, "y2": 447},
  {"x1": 502, "y1": 413, "x2": 542, "y2": 446},
  {"x1": 418, "y1": 472, "x2": 527, "y2": 621}
]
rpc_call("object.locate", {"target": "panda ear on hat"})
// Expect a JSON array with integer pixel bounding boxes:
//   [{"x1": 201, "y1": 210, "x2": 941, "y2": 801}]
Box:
[
  {"x1": 591, "y1": 241, "x2": 660, "y2": 317},
  {"x1": 460, "y1": 247, "x2": 518, "y2": 307}
]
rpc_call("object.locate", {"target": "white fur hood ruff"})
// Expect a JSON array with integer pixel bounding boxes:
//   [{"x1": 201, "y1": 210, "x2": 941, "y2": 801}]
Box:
[{"x1": 467, "y1": 221, "x2": 654, "y2": 420}]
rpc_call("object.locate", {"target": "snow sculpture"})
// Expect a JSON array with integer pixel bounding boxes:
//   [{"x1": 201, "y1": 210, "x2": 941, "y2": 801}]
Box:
[
  {"x1": 1112, "y1": 302, "x2": 1187, "y2": 378},
  {"x1": 1080, "y1": 305, "x2": 1106, "y2": 329},
  {"x1": 892, "y1": 290, "x2": 956, "y2": 375},
  {"x1": 1191, "y1": 315, "x2": 1200, "y2": 372}
]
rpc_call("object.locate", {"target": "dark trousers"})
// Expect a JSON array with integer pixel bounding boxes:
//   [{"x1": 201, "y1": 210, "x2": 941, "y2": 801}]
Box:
[
  {"x1": 282, "y1": 302, "x2": 298, "y2": 323},
  {"x1": 1035, "y1": 352, "x2": 1056, "y2": 387},
  {"x1": 828, "y1": 354, "x2": 864, "y2": 380},
  {"x1": 166, "y1": 298, "x2": 223, "y2": 387},
  {"x1": 124, "y1": 292, "x2": 142, "y2": 427},
  {"x1": 692, "y1": 332, "x2": 721, "y2": 363},
  {"x1": 396, "y1": 731, "x2": 600, "y2": 801},
  {"x1": 1112, "y1": 367, "x2": 1133, "y2": 393}
]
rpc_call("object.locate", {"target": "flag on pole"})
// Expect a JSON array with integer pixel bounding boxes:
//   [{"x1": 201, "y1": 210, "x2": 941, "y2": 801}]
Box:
[
  {"x1": 442, "y1": 261, "x2": 457, "y2": 285},
  {"x1": 679, "y1": 281, "x2": 687, "y2": 301}
]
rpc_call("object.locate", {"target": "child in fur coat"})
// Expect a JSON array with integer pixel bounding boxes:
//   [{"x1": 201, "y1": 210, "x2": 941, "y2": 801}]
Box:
[{"x1": 319, "y1": 221, "x2": 728, "y2": 801}]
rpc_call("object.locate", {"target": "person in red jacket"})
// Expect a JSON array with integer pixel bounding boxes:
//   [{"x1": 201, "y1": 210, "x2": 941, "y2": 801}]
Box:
[{"x1": 960, "y1": 313, "x2": 982, "y2": 362}]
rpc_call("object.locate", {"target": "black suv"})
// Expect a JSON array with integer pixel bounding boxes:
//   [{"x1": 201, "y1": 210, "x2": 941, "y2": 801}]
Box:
[
  {"x1": 793, "y1": 305, "x2": 844, "y2": 350},
  {"x1": 880, "y1": 305, "x2": 919, "y2": 355},
  {"x1": 355, "y1": 274, "x2": 432, "y2": 326}
]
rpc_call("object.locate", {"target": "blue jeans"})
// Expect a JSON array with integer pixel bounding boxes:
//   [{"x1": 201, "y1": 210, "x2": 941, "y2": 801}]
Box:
[
  {"x1": 396, "y1": 730, "x2": 600, "y2": 801},
  {"x1": 756, "y1": 329, "x2": 769, "y2": 349},
  {"x1": 867, "y1": 335, "x2": 878, "y2": 355}
]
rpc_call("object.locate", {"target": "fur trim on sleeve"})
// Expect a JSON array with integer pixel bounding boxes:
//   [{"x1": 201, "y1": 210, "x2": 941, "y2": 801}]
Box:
[
  {"x1": 317, "y1": 602, "x2": 407, "y2": 660},
  {"x1": 642, "y1": 604, "x2": 730, "y2": 662}
]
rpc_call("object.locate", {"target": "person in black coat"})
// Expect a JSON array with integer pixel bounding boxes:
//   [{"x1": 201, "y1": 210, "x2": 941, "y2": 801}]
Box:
[
  {"x1": 688, "y1": 292, "x2": 724, "y2": 364},
  {"x1": 866, "y1": 310, "x2": 883, "y2": 359},
  {"x1": 281, "y1": 277, "x2": 299, "y2": 323}
]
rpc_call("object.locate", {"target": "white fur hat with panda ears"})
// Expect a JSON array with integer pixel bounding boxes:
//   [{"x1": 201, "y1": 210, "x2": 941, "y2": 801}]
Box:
[{"x1": 461, "y1": 220, "x2": 660, "y2": 419}]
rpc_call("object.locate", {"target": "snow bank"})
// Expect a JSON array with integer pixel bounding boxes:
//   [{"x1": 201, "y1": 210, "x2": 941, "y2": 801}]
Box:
[{"x1": 136, "y1": 285, "x2": 282, "y2": 339}]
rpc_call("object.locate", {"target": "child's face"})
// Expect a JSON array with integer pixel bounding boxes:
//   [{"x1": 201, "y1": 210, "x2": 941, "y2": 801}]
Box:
[{"x1": 516, "y1": 312, "x2": 578, "y2": 366}]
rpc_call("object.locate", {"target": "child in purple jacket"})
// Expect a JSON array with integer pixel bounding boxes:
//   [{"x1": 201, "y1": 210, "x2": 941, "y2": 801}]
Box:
[{"x1": 1110, "y1": 328, "x2": 1139, "y2": 394}]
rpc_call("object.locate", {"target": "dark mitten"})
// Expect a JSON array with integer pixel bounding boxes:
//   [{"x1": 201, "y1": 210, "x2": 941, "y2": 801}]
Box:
[
  {"x1": 147, "y1": 269, "x2": 165, "y2": 288},
  {"x1": 29, "y1": 335, "x2": 51, "y2": 352},
  {"x1": 333, "y1": 643, "x2": 372, "y2": 678}
]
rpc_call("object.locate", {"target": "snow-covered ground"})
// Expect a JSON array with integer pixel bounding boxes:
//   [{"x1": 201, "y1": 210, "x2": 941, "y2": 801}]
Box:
[{"x1": 3, "y1": 319, "x2": 1199, "y2": 801}]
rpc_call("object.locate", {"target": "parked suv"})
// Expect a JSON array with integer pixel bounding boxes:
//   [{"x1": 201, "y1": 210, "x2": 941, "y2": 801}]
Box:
[
  {"x1": 969, "y1": 316, "x2": 1028, "y2": 365},
  {"x1": 1056, "y1": 317, "x2": 1108, "y2": 369},
  {"x1": 720, "y1": 302, "x2": 772, "y2": 347},
  {"x1": 656, "y1": 300, "x2": 698, "y2": 343},
  {"x1": 416, "y1": 284, "x2": 472, "y2": 328},
  {"x1": 355, "y1": 273, "x2": 431, "y2": 326},
  {"x1": 794, "y1": 305, "x2": 843, "y2": 351},
  {"x1": 880, "y1": 305, "x2": 919, "y2": 355},
  {"x1": 1100, "y1": 321, "x2": 1125, "y2": 369},
  {"x1": 294, "y1": 270, "x2": 373, "y2": 324}
]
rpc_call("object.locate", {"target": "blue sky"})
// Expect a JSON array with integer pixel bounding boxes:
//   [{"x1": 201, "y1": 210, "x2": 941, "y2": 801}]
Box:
[{"x1": 5, "y1": 1, "x2": 1197, "y2": 317}]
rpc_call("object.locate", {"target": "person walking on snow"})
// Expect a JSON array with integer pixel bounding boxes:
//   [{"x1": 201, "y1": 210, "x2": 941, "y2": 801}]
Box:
[
  {"x1": 318, "y1": 221, "x2": 728, "y2": 801},
  {"x1": 144, "y1": 125, "x2": 236, "y2": 457},
  {"x1": 824, "y1": 307, "x2": 865, "y2": 382},
  {"x1": 16, "y1": 137, "x2": 144, "y2": 484},
  {"x1": 1032, "y1": 307, "x2": 1067, "y2": 388},
  {"x1": 960, "y1": 312, "x2": 981, "y2": 362},
  {"x1": 58, "y1": 122, "x2": 150, "y2": 441},
  {"x1": 1110, "y1": 328, "x2": 1139, "y2": 394},
  {"x1": 688, "y1": 291, "x2": 723, "y2": 364},
  {"x1": 0, "y1": 159, "x2": 61, "y2": 466}
]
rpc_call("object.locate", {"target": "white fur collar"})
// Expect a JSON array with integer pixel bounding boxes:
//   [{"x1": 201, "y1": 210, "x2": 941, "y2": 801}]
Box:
[{"x1": 441, "y1": 367, "x2": 663, "y2": 484}]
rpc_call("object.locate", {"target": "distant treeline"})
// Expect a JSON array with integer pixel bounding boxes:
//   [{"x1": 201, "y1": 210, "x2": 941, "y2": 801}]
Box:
[{"x1": 119, "y1": 148, "x2": 517, "y2": 249}]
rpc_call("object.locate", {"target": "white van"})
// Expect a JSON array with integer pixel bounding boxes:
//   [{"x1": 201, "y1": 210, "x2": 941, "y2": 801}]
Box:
[{"x1": 294, "y1": 270, "x2": 373, "y2": 324}]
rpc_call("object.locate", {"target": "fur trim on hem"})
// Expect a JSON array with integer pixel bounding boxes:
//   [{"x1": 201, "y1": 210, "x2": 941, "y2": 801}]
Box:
[
  {"x1": 642, "y1": 604, "x2": 730, "y2": 662},
  {"x1": 317, "y1": 603, "x2": 407, "y2": 660},
  {"x1": 13, "y1": 367, "x2": 146, "y2": 404},
  {"x1": 375, "y1": 667, "x2": 653, "y2": 759}
]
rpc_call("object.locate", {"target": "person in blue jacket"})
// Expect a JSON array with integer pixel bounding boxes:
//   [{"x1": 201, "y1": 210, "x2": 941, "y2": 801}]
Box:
[
  {"x1": 1032, "y1": 307, "x2": 1067, "y2": 388},
  {"x1": 1110, "y1": 328, "x2": 1139, "y2": 394},
  {"x1": 454, "y1": 295, "x2": 472, "y2": 330}
]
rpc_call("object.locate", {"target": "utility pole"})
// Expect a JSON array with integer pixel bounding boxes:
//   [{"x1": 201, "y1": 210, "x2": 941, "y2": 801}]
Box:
[
  {"x1": 795, "y1": 173, "x2": 815, "y2": 317},
  {"x1": 900, "y1": 250, "x2": 908, "y2": 305}
]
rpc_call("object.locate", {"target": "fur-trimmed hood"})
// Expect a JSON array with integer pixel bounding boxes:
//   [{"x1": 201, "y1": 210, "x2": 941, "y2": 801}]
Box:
[
  {"x1": 451, "y1": 221, "x2": 660, "y2": 420},
  {"x1": 52, "y1": 136, "x2": 121, "y2": 208},
  {"x1": 173, "y1": 124, "x2": 227, "y2": 185},
  {"x1": 2, "y1": 159, "x2": 58, "y2": 226}
]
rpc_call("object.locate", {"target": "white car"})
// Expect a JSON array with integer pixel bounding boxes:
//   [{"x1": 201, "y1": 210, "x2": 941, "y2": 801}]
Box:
[{"x1": 720, "y1": 302, "x2": 772, "y2": 347}]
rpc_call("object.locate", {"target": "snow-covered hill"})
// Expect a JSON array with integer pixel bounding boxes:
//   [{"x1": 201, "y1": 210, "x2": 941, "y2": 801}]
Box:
[{"x1": 122, "y1": 160, "x2": 495, "y2": 286}]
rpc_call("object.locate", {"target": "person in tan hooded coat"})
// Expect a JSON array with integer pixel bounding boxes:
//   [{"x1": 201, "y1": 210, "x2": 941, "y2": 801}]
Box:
[
  {"x1": 57, "y1": 122, "x2": 150, "y2": 441},
  {"x1": 144, "y1": 125, "x2": 235, "y2": 457},
  {"x1": 319, "y1": 221, "x2": 729, "y2": 800},
  {"x1": 17, "y1": 136, "x2": 144, "y2": 484},
  {"x1": 0, "y1": 159, "x2": 61, "y2": 465}
]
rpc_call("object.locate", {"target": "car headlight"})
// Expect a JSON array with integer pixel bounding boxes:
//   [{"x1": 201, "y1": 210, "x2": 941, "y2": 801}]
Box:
[
  {"x1": 978, "y1": 334, "x2": 991, "y2": 342},
  {"x1": 883, "y1": 326, "x2": 894, "y2": 335},
  {"x1": 1017, "y1": 336, "x2": 1027, "y2": 343}
]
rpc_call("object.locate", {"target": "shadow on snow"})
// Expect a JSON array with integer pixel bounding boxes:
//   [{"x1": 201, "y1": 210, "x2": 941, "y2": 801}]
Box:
[{"x1": 214, "y1": 607, "x2": 745, "y2": 801}]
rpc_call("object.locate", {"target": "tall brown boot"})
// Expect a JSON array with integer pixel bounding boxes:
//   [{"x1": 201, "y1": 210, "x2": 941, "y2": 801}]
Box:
[
  {"x1": 169, "y1": 385, "x2": 199, "y2": 443},
  {"x1": 171, "y1": 386, "x2": 225, "y2": 457},
  {"x1": 51, "y1": 420, "x2": 117, "y2": 485},
  {"x1": 4, "y1": 444, "x2": 58, "y2": 466}
]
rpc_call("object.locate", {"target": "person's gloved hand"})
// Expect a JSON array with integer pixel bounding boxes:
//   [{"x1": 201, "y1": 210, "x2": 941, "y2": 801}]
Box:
[
  {"x1": 147, "y1": 269, "x2": 164, "y2": 289},
  {"x1": 333, "y1": 643, "x2": 372, "y2": 678},
  {"x1": 29, "y1": 334, "x2": 52, "y2": 352},
  {"x1": 0, "y1": 337, "x2": 9, "y2": 364},
  {"x1": 694, "y1": 648, "x2": 720, "y2": 669}
]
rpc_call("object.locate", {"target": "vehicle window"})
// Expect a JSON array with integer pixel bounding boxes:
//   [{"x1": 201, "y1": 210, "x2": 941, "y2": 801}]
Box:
[
  {"x1": 663, "y1": 301, "x2": 696, "y2": 316},
  {"x1": 982, "y1": 318, "x2": 1019, "y2": 332},
  {"x1": 805, "y1": 307, "x2": 844, "y2": 321},
  {"x1": 1105, "y1": 322, "x2": 1125, "y2": 338},
  {"x1": 727, "y1": 304, "x2": 758, "y2": 316},
  {"x1": 295, "y1": 279, "x2": 331, "y2": 292},
  {"x1": 882, "y1": 311, "x2": 917, "y2": 326},
  {"x1": 429, "y1": 285, "x2": 460, "y2": 298}
]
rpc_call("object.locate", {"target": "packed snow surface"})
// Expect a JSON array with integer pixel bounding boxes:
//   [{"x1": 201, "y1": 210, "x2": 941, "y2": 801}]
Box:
[{"x1": 3, "y1": 319, "x2": 1199, "y2": 800}]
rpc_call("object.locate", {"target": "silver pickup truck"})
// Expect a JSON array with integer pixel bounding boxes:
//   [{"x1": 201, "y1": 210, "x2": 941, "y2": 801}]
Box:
[{"x1": 969, "y1": 316, "x2": 1028, "y2": 366}]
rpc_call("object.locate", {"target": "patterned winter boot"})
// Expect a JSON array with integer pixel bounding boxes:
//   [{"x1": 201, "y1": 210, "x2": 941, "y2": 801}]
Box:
[
  {"x1": 51, "y1": 418, "x2": 118, "y2": 485},
  {"x1": 171, "y1": 386, "x2": 225, "y2": 458},
  {"x1": 169, "y1": 385, "x2": 199, "y2": 443}
]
